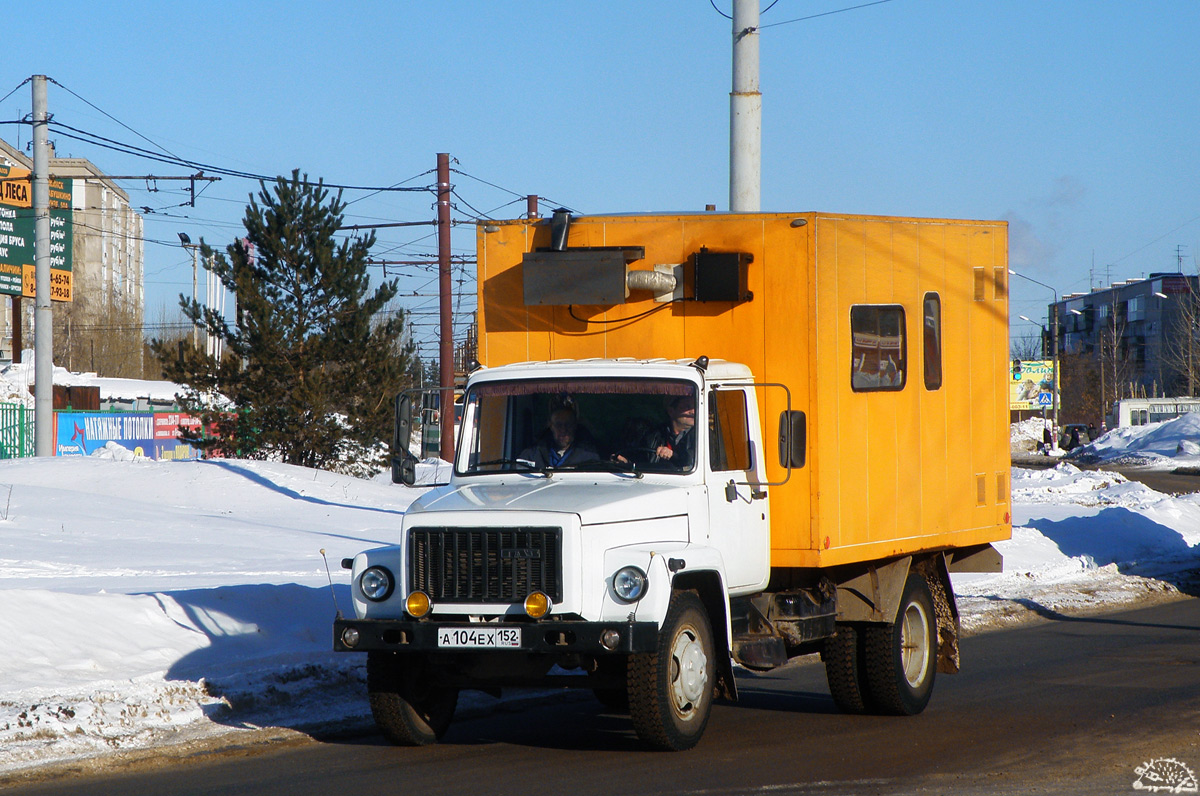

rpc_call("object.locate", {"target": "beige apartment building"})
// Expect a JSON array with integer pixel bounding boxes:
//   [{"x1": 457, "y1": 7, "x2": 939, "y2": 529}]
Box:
[{"x1": 0, "y1": 137, "x2": 145, "y2": 374}]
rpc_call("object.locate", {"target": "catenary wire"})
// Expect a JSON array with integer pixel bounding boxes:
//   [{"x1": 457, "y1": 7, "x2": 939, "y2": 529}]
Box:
[{"x1": 757, "y1": 0, "x2": 897, "y2": 29}]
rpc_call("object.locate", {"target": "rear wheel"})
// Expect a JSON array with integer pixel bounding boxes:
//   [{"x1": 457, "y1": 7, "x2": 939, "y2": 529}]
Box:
[
  {"x1": 863, "y1": 574, "x2": 937, "y2": 715},
  {"x1": 822, "y1": 622, "x2": 872, "y2": 714},
  {"x1": 367, "y1": 652, "x2": 459, "y2": 745},
  {"x1": 628, "y1": 591, "x2": 714, "y2": 751}
]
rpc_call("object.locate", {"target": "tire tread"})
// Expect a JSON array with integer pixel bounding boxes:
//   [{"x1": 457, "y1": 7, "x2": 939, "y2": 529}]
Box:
[{"x1": 823, "y1": 623, "x2": 871, "y2": 714}]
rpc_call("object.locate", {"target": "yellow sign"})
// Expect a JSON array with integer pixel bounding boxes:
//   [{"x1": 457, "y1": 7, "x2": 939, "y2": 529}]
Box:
[
  {"x1": 22, "y1": 265, "x2": 73, "y2": 301},
  {"x1": 0, "y1": 165, "x2": 31, "y2": 209}
]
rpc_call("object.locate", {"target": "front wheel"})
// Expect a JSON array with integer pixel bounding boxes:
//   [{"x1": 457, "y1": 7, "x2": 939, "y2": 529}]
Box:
[
  {"x1": 862, "y1": 574, "x2": 937, "y2": 715},
  {"x1": 367, "y1": 652, "x2": 459, "y2": 746},
  {"x1": 628, "y1": 590, "x2": 714, "y2": 751}
]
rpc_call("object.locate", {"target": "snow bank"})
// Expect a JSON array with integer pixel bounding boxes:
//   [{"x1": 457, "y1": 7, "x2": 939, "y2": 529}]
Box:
[
  {"x1": 1069, "y1": 412, "x2": 1200, "y2": 468},
  {"x1": 955, "y1": 462, "x2": 1200, "y2": 630}
]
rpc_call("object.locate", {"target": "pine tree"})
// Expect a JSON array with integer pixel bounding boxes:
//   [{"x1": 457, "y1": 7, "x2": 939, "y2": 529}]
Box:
[{"x1": 151, "y1": 170, "x2": 413, "y2": 474}]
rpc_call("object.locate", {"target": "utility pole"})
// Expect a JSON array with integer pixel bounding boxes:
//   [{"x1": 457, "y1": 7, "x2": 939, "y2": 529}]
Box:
[
  {"x1": 437, "y1": 153, "x2": 455, "y2": 464},
  {"x1": 32, "y1": 75, "x2": 53, "y2": 457},
  {"x1": 527, "y1": 194, "x2": 539, "y2": 219},
  {"x1": 730, "y1": 0, "x2": 761, "y2": 212}
]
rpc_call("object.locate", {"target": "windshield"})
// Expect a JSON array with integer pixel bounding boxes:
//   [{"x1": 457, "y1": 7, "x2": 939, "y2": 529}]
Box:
[{"x1": 457, "y1": 378, "x2": 698, "y2": 475}]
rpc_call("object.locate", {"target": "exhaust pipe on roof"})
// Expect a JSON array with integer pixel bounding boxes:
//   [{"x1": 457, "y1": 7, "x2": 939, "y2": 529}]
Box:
[{"x1": 550, "y1": 209, "x2": 571, "y2": 251}]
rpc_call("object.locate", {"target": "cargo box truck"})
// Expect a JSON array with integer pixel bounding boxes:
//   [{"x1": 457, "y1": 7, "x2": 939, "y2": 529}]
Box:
[{"x1": 334, "y1": 210, "x2": 1011, "y2": 750}]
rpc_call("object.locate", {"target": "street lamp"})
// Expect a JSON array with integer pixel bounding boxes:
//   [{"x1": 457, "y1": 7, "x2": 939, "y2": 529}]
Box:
[{"x1": 1009, "y1": 269, "x2": 1059, "y2": 442}]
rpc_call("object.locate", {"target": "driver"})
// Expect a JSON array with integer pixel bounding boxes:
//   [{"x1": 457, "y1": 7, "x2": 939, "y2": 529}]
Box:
[{"x1": 648, "y1": 394, "x2": 696, "y2": 469}]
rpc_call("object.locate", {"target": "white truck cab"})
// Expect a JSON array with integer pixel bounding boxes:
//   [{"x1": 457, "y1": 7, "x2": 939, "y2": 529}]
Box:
[{"x1": 336, "y1": 357, "x2": 791, "y2": 750}]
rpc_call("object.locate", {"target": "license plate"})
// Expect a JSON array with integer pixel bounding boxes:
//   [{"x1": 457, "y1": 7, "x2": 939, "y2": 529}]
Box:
[{"x1": 437, "y1": 626, "x2": 522, "y2": 648}]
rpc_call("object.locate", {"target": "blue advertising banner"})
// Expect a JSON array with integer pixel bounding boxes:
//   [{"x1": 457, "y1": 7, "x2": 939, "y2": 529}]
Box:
[{"x1": 55, "y1": 412, "x2": 201, "y2": 460}]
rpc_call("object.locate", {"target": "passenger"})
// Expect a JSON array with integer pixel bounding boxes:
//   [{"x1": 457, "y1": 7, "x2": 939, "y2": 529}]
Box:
[{"x1": 518, "y1": 406, "x2": 600, "y2": 468}]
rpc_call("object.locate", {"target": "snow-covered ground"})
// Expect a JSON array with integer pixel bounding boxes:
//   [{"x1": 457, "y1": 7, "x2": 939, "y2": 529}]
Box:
[{"x1": 0, "y1": 416, "x2": 1197, "y2": 778}]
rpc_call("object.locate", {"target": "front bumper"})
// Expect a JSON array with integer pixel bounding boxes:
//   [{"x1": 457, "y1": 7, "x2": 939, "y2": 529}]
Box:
[{"x1": 334, "y1": 617, "x2": 659, "y2": 655}]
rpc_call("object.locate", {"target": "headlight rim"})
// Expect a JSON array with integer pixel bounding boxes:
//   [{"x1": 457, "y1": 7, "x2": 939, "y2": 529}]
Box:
[
  {"x1": 612, "y1": 565, "x2": 649, "y2": 603},
  {"x1": 359, "y1": 565, "x2": 395, "y2": 602}
]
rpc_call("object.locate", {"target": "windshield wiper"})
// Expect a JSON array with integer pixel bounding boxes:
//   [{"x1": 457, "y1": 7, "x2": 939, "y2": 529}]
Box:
[
  {"x1": 565, "y1": 459, "x2": 645, "y2": 478},
  {"x1": 468, "y1": 458, "x2": 550, "y2": 476}
]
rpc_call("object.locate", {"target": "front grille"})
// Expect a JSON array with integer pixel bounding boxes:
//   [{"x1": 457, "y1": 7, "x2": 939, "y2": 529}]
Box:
[{"x1": 408, "y1": 526, "x2": 563, "y2": 603}]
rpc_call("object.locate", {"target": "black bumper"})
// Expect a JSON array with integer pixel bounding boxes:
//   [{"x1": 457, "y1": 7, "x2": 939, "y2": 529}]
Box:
[{"x1": 333, "y1": 617, "x2": 660, "y2": 655}]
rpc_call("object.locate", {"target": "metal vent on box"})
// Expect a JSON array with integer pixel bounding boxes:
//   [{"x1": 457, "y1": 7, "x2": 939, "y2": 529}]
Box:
[{"x1": 693, "y1": 248, "x2": 753, "y2": 303}]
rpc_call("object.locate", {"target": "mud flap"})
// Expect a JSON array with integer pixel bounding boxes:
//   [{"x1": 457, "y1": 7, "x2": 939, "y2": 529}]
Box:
[{"x1": 921, "y1": 555, "x2": 961, "y2": 674}]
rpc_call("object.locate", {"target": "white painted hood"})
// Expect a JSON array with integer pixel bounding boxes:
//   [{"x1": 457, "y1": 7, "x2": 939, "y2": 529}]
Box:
[{"x1": 408, "y1": 477, "x2": 691, "y2": 526}]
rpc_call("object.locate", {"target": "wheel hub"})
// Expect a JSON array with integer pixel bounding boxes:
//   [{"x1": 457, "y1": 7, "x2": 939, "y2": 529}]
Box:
[
  {"x1": 900, "y1": 601, "x2": 931, "y2": 687},
  {"x1": 670, "y1": 626, "x2": 708, "y2": 713}
]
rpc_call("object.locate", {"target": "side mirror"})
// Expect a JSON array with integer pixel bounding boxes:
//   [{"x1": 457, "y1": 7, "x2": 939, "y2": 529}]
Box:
[
  {"x1": 392, "y1": 392, "x2": 420, "y2": 486},
  {"x1": 778, "y1": 410, "x2": 806, "y2": 469},
  {"x1": 394, "y1": 393, "x2": 413, "y2": 454},
  {"x1": 392, "y1": 455, "x2": 417, "y2": 486}
]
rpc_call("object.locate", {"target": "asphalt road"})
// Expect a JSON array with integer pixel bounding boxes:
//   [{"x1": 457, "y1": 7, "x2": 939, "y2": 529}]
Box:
[{"x1": 10, "y1": 597, "x2": 1200, "y2": 796}]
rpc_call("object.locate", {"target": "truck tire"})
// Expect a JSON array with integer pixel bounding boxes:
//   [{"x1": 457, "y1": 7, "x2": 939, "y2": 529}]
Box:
[
  {"x1": 862, "y1": 574, "x2": 937, "y2": 715},
  {"x1": 367, "y1": 651, "x2": 459, "y2": 746},
  {"x1": 822, "y1": 623, "x2": 872, "y2": 714},
  {"x1": 628, "y1": 590, "x2": 714, "y2": 751}
]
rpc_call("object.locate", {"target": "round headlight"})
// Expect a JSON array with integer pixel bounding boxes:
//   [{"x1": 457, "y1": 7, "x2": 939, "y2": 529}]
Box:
[
  {"x1": 524, "y1": 591, "x2": 552, "y2": 619},
  {"x1": 360, "y1": 566, "x2": 394, "y2": 602},
  {"x1": 612, "y1": 566, "x2": 648, "y2": 602}
]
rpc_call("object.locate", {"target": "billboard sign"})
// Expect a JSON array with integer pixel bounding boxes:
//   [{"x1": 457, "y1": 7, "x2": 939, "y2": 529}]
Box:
[
  {"x1": 0, "y1": 165, "x2": 73, "y2": 301},
  {"x1": 1010, "y1": 359, "x2": 1057, "y2": 411},
  {"x1": 54, "y1": 412, "x2": 203, "y2": 460}
]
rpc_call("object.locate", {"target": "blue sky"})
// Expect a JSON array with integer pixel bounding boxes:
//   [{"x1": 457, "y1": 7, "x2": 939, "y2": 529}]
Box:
[{"x1": 3, "y1": 1, "x2": 1198, "y2": 356}]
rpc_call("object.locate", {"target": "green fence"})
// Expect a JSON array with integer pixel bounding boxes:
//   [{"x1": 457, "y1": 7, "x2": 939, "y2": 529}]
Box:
[{"x1": 0, "y1": 403, "x2": 33, "y2": 459}]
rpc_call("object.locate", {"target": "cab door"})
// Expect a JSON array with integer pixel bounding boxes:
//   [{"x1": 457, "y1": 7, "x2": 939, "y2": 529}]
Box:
[{"x1": 705, "y1": 386, "x2": 770, "y2": 592}]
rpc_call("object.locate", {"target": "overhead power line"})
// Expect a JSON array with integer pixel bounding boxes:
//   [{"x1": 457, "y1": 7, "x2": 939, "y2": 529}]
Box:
[
  {"x1": 757, "y1": 0, "x2": 897, "y2": 29},
  {"x1": 43, "y1": 120, "x2": 434, "y2": 193}
]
